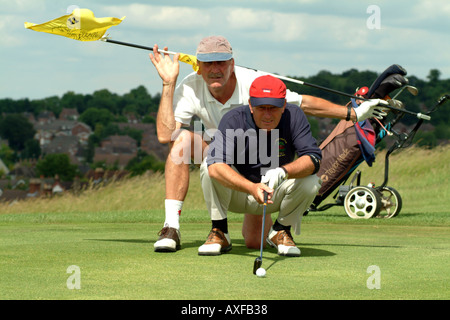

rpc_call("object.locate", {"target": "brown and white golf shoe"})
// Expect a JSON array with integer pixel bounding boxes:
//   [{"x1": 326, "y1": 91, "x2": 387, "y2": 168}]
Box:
[
  {"x1": 266, "y1": 227, "x2": 301, "y2": 257},
  {"x1": 198, "y1": 228, "x2": 232, "y2": 256},
  {"x1": 154, "y1": 225, "x2": 181, "y2": 252}
]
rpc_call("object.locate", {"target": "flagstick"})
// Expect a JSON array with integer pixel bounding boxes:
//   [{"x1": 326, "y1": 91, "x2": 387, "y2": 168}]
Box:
[
  {"x1": 100, "y1": 37, "x2": 177, "y2": 55},
  {"x1": 100, "y1": 37, "x2": 369, "y2": 101},
  {"x1": 102, "y1": 38, "x2": 431, "y2": 116}
]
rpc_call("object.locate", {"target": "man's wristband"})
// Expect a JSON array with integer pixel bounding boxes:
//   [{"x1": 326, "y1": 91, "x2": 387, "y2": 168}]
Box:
[
  {"x1": 346, "y1": 106, "x2": 352, "y2": 121},
  {"x1": 280, "y1": 166, "x2": 288, "y2": 179},
  {"x1": 309, "y1": 155, "x2": 321, "y2": 175}
]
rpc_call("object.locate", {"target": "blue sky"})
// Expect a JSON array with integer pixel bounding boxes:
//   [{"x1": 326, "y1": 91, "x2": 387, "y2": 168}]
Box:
[{"x1": 1, "y1": 0, "x2": 449, "y2": 100}]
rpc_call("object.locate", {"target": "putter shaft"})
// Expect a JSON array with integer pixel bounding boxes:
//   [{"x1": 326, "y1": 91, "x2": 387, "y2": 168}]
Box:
[{"x1": 253, "y1": 191, "x2": 269, "y2": 275}]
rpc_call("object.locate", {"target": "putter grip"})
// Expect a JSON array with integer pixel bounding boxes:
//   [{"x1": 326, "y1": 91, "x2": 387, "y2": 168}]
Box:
[{"x1": 263, "y1": 191, "x2": 268, "y2": 204}]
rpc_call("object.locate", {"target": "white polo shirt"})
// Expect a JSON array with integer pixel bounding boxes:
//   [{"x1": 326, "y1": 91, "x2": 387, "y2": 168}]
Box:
[{"x1": 173, "y1": 66, "x2": 303, "y2": 136}]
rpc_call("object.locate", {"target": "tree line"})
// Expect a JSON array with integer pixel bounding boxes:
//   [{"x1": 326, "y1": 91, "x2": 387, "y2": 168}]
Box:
[
  {"x1": 0, "y1": 68, "x2": 449, "y2": 180},
  {"x1": 284, "y1": 68, "x2": 450, "y2": 146},
  {"x1": 0, "y1": 85, "x2": 164, "y2": 179},
  {"x1": 1, "y1": 67, "x2": 448, "y2": 133}
]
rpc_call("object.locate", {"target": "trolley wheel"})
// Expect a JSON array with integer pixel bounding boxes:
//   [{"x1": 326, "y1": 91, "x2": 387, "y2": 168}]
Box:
[
  {"x1": 344, "y1": 186, "x2": 382, "y2": 219},
  {"x1": 376, "y1": 186, "x2": 402, "y2": 219}
]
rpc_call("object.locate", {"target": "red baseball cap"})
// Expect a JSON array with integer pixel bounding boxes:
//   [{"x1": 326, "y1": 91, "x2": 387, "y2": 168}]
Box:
[{"x1": 249, "y1": 75, "x2": 286, "y2": 108}]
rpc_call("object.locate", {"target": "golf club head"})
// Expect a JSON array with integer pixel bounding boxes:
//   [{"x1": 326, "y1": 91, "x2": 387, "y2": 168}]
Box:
[
  {"x1": 406, "y1": 85, "x2": 419, "y2": 96},
  {"x1": 253, "y1": 257, "x2": 262, "y2": 275},
  {"x1": 427, "y1": 95, "x2": 449, "y2": 114},
  {"x1": 392, "y1": 85, "x2": 419, "y2": 100},
  {"x1": 438, "y1": 95, "x2": 450, "y2": 107},
  {"x1": 387, "y1": 99, "x2": 405, "y2": 109}
]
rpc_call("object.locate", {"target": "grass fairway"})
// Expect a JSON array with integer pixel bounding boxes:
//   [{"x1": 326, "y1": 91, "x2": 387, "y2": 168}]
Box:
[
  {"x1": 0, "y1": 216, "x2": 449, "y2": 300},
  {"x1": 0, "y1": 146, "x2": 449, "y2": 300}
]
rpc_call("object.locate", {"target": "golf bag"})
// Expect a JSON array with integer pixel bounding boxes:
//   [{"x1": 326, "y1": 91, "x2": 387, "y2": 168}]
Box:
[{"x1": 309, "y1": 64, "x2": 409, "y2": 217}]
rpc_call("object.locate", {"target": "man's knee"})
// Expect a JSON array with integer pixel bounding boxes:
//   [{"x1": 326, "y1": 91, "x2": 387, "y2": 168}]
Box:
[
  {"x1": 291, "y1": 175, "x2": 322, "y2": 197},
  {"x1": 242, "y1": 214, "x2": 273, "y2": 249},
  {"x1": 244, "y1": 237, "x2": 263, "y2": 249},
  {"x1": 168, "y1": 130, "x2": 204, "y2": 165}
]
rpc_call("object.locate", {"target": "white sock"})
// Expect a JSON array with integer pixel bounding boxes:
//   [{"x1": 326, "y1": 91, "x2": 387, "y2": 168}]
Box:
[{"x1": 164, "y1": 199, "x2": 183, "y2": 230}]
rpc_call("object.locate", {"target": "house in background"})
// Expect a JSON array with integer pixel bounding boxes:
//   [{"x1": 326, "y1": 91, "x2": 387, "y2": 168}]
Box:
[
  {"x1": 116, "y1": 122, "x2": 169, "y2": 161},
  {"x1": 36, "y1": 111, "x2": 56, "y2": 125},
  {"x1": 34, "y1": 120, "x2": 92, "y2": 148},
  {"x1": 94, "y1": 135, "x2": 138, "y2": 169},
  {"x1": 59, "y1": 108, "x2": 79, "y2": 121}
]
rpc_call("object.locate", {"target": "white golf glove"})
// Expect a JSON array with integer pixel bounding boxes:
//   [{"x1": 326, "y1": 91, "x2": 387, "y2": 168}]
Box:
[
  {"x1": 354, "y1": 99, "x2": 389, "y2": 121},
  {"x1": 261, "y1": 167, "x2": 287, "y2": 190}
]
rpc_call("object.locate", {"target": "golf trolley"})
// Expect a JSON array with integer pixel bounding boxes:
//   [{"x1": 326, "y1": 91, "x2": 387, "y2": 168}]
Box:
[{"x1": 307, "y1": 65, "x2": 449, "y2": 219}]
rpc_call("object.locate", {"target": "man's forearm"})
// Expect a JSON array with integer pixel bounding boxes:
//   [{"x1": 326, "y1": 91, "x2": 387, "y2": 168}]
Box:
[
  {"x1": 301, "y1": 95, "x2": 357, "y2": 121},
  {"x1": 156, "y1": 83, "x2": 177, "y2": 144},
  {"x1": 281, "y1": 155, "x2": 317, "y2": 179},
  {"x1": 208, "y1": 163, "x2": 254, "y2": 194}
]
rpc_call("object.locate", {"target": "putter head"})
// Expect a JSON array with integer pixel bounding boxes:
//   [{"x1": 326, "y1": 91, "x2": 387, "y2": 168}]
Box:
[{"x1": 253, "y1": 257, "x2": 262, "y2": 275}]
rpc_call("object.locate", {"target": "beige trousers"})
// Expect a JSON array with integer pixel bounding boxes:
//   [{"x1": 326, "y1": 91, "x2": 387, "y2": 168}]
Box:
[{"x1": 200, "y1": 159, "x2": 322, "y2": 235}]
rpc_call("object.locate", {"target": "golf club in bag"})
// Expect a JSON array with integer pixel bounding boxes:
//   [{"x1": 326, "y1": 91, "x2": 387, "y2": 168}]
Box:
[{"x1": 307, "y1": 63, "x2": 449, "y2": 219}]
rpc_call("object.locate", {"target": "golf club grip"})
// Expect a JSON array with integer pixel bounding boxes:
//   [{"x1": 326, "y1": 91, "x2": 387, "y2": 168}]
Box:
[
  {"x1": 385, "y1": 103, "x2": 423, "y2": 118},
  {"x1": 416, "y1": 113, "x2": 431, "y2": 121},
  {"x1": 105, "y1": 39, "x2": 154, "y2": 51},
  {"x1": 263, "y1": 191, "x2": 268, "y2": 204}
]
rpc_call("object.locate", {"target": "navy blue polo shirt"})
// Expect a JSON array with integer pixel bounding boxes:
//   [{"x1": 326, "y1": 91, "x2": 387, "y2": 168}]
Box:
[{"x1": 206, "y1": 104, "x2": 322, "y2": 183}]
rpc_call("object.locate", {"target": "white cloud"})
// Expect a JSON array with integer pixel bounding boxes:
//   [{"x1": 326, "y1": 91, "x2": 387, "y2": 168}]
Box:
[
  {"x1": 226, "y1": 8, "x2": 272, "y2": 30},
  {"x1": 226, "y1": 8, "x2": 310, "y2": 42},
  {"x1": 0, "y1": 15, "x2": 25, "y2": 47},
  {"x1": 412, "y1": 0, "x2": 450, "y2": 19},
  {"x1": 0, "y1": 0, "x2": 45, "y2": 12},
  {"x1": 103, "y1": 4, "x2": 211, "y2": 30},
  {"x1": 1, "y1": 0, "x2": 449, "y2": 101}
]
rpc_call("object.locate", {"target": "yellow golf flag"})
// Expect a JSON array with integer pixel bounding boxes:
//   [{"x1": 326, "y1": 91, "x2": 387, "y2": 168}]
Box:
[
  {"x1": 178, "y1": 53, "x2": 199, "y2": 72},
  {"x1": 25, "y1": 8, "x2": 125, "y2": 41}
]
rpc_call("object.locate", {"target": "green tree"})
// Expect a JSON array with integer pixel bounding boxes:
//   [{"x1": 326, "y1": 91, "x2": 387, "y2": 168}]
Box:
[
  {"x1": 121, "y1": 127, "x2": 143, "y2": 146},
  {"x1": 22, "y1": 139, "x2": 41, "y2": 160},
  {"x1": 142, "y1": 115, "x2": 156, "y2": 124},
  {"x1": 413, "y1": 131, "x2": 437, "y2": 148},
  {"x1": 126, "y1": 151, "x2": 165, "y2": 176},
  {"x1": 427, "y1": 69, "x2": 441, "y2": 83},
  {"x1": 122, "y1": 85, "x2": 152, "y2": 116},
  {"x1": 0, "y1": 114, "x2": 36, "y2": 151},
  {"x1": 60, "y1": 91, "x2": 86, "y2": 113},
  {"x1": 79, "y1": 108, "x2": 115, "y2": 130},
  {"x1": 85, "y1": 134, "x2": 100, "y2": 163},
  {"x1": 36, "y1": 154, "x2": 79, "y2": 181},
  {"x1": 86, "y1": 89, "x2": 119, "y2": 114},
  {"x1": 0, "y1": 142, "x2": 14, "y2": 168}
]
